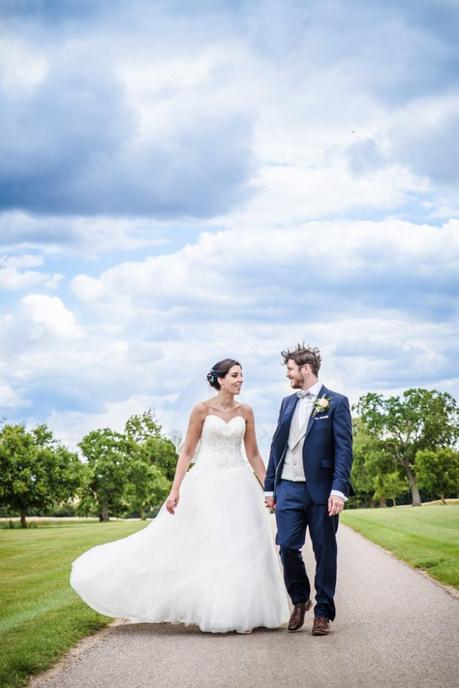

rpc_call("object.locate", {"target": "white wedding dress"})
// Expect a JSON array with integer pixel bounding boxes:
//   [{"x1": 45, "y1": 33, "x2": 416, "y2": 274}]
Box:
[{"x1": 70, "y1": 414, "x2": 289, "y2": 633}]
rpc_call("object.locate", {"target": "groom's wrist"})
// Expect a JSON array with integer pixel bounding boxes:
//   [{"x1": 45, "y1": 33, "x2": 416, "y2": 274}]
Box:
[{"x1": 330, "y1": 489, "x2": 347, "y2": 502}]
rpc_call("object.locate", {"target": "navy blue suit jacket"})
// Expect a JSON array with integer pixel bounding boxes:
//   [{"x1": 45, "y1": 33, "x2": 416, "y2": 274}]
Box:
[{"x1": 265, "y1": 385, "x2": 353, "y2": 504}]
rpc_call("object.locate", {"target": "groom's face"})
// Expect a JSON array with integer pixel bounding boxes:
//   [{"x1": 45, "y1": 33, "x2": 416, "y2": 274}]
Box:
[{"x1": 286, "y1": 359, "x2": 307, "y2": 388}]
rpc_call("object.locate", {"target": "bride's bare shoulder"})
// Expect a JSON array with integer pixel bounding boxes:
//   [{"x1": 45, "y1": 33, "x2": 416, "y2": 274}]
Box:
[
  {"x1": 192, "y1": 400, "x2": 216, "y2": 416},
  {"x1": 240, "y1": 403, "x2": 254, "y2": 418}
]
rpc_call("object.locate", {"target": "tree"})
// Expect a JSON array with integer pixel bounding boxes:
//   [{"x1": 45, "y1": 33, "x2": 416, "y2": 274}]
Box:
[
  {"x1": 0, "y1": 423, "x2": 82, "y2": 527},
  {"x1": 373, "y1": 471, "x2": 407, "y2": 507},
  {"x1": 78, "y1": 413, "x2": 175, "y2": 521},
  {"x1": 355, "y1": 389, "x2": 458, "y2": 506},
  {"x1": 125, "y1": 459, "x2": 170, "y2": 519},
  {"x1": 125, "y1": 410, "x2": 177, "y2": 481},
  {"x1": 415, "y1": 448, "x2": 459, "y2": 504},
  {"x1": 124, "y1": 410, "x2": 175, "y2": 516},
  {"x1": 351, "y1": 418, "x2": 401, "y2": 507},
  {"x1": 79, "y1": 429, "x2": 128, "y2": 521}
]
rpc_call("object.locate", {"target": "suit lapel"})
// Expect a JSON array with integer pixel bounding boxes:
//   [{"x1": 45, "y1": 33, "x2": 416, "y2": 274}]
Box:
[
  {"x1": 273, "y1": 394, "x2": 297, "y2": 456},
  {"x1": 273, "y1": 395, "x2": 298, "y2": 480},
  {"x1": 289, "y1": 402, "x2": 304, "y2": 450},
  {"x1": 303, "y1": 384, "x2": 326, "y2": 441},
  {"x1": 281, "y1": 394, "x2": 298, "y2": 431}
]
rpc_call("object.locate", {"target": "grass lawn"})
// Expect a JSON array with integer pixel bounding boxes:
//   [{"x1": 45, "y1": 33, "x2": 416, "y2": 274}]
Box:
[
  {"x1": 0, "y1": 519, "x2": 147, "y2": 688},
  {"x1": 341, "y1": 503, "x2": 459, "y2": 590},
  {"x1": 2, "y1": 508, "x2": 457, "y2": 687}
]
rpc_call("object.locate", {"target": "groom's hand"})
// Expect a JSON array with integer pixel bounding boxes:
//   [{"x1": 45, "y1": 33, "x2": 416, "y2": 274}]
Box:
[
  {"x1": 265, "y1": 496, "x2": 276, "y2": 512},
  {"x1": 328, "y1": 495, "x2": 344, "y2": 516}
]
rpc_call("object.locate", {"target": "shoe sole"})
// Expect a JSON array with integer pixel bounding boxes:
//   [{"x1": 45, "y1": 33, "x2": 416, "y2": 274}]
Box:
[
  {"x1": 288, "y1": 600, "x2": 313, "y2": 632},
  {"x1": 312, "y1": 628, "x2": 330, "y2": 636}
]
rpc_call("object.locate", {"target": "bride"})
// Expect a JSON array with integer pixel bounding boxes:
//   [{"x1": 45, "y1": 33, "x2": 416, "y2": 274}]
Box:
[{"x1": 70, "y1": 358, "x2": 289, "y2": 633}]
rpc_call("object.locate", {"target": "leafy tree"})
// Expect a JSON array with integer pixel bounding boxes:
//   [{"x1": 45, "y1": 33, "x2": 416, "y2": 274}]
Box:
[
  {"x1": 373, "y1": 471, "x2": 407, "y2": 508},
  {"x1": 125, "y1": 410, "x2": 177, "y2": 481},
  {"x1": 78, "y1": 413, "x2": 175, "y2": 521},
  {"x1": 79, "y1": 429, "x2": 128, "y2": 521},
  {"x1": 125, "y1": 459, "x2": 170, "y2": 519},
  {"x1": 74, "y1": 462, "x2": 94, "y2": 518},
  {"x1": 124, "y1": 410, "x2": 175, "y2": 516},
  {"x1": 355, "y1": 389, "x2": 458, "y2": 506},
  {"x1": 415, "y1": 448, "x2": 459, "y2": 504},
  {"x1": 351, "y1": 418, "x2": 408, "y2": 506},
  {"x1": 0, "y1": 423, "x2": 82, "y2": 527},
  {"x1": 124, "y1": 410, "x2": 163, "y2": 442},
  {"x1": 351, "y1": 418, "x2": 405, "y2": 507}
]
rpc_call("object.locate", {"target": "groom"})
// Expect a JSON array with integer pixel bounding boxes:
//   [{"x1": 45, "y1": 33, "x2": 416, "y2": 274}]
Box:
[{"x1": 265, "y1": 344, "x2": 353, "y2": 635}]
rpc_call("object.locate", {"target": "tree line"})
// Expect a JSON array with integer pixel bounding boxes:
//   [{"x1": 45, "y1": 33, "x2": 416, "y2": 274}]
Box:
[
  {"x1": 1, "y1": 388, "x2": 458, "y2": 526},
  {"x1": 351, "y1": 388, "x2": 459, "y2": 507},
  {"x1": 0, "y1": 411, "x2": 176, "y2": 527}
]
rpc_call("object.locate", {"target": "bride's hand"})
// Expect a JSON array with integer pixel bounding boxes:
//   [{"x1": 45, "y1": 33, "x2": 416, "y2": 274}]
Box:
[{"x1": 166, "y1": 490, "x2": 180, "y2": 515}]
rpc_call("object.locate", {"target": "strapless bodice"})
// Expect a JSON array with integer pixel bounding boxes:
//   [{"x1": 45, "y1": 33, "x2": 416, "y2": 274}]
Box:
[{"x1": 194, "y1": 415, "x2": 247, "y2": 468}]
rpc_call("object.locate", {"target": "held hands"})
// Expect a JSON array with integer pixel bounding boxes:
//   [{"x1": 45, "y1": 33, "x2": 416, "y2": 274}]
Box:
[
  {"x1": 328, "y1": 495, "x2": 344, "y2": 517},
  {"x1": 266, "y1": 495, "x2": 343, "y2": 515},
  {"x1": 166, "y1": 490, "x2": 180, "y2": 515}
]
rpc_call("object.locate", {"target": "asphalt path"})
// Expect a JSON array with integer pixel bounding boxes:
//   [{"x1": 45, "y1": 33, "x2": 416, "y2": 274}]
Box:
[{"x1": 31, "y1": 523, "x2": 459, "y2": 688}]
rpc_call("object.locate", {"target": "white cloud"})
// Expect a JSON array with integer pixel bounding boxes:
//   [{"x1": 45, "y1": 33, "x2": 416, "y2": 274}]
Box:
[
  {"x1": 347, "y1": 93, "x2": 459, "y2": 188},
  {"x1": 2, "y1": 0, "x2": 455, "y2": 224},
  {"x1": 0, "y1": 36, "x2": 48, "y2": 96},
  {"x1": 0, "y1": 267, "x2": 47, "y2": 291},
  {"x1": 70, "y1": 220, "x2": 459, "y2": 320},
  {"x1": 7, "y1": 254, "x2": 43, "y2": 269},
  {"x1": 0, "y1": 211, "x2": 172, "y2": 255},
  {"x1": 2, "y1": 217, "x2": 458, "y2": 445},
  {"x1": 21, "y1": 295, "x2": 84, "y2": 339},
  {"x1": 0, "y1": 381, "x2": 28, "y2": 408},
  {"x1": 0, "y1": 254, "x2": 61, "y2": 290},
  {"x1": 46, "y1": 395, "x2": 157, "y2": 452},
  {"x1": 0, "y1": 1, "x2": 458, "y2": 443}
]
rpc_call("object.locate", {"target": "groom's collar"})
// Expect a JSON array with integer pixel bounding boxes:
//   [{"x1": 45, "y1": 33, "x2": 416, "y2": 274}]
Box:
[
  {"x1": 292, "y1": 381, "x2": 323, "y2": 399},
  {"x1": 285, "y1": 382, "x2": 325, "y2": 414},
  {"x1": 305, "y1": 381, "x2": 322, "y2": 397}
]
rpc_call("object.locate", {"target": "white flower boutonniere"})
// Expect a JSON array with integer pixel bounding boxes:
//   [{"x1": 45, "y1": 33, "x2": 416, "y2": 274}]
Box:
[{"x1": 313, "y1": 395, "x2": 330, "y2": 416}]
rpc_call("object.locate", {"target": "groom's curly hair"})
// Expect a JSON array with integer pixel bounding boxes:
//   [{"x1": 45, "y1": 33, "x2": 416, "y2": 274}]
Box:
[{"x1": 281, "y1": 343, "x2": 321, "y2": 376}]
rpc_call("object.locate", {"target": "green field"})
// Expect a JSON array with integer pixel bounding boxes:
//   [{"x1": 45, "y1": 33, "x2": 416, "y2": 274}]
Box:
[
  {"x1": 341, "y1": 504, "x2": 459, "y2": 589},
  {"x1": 1, "y1": 508, "x2": 458, "y2": 688},
  {"x1": 0, "y1": 519, "x2": 147, "y2": 688}
]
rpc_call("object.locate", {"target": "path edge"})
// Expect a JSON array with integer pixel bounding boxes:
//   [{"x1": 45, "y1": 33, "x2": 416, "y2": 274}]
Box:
[
  {"x1": 341, "y1": 523, "x2": 459, "y2": 600},
  {"x1": 27, "y1": 618, "x2": 130, "y2": 688}
]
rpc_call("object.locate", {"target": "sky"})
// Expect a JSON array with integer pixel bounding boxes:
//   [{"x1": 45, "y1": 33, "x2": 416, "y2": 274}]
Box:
[{"x1": 1, "y1": 0, "x2": 458, "y2": 451}]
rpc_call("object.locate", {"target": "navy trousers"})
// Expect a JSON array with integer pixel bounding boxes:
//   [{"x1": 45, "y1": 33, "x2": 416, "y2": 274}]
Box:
[{"x1": 275, "y1": 479, "x2": 339, "y2": 621}]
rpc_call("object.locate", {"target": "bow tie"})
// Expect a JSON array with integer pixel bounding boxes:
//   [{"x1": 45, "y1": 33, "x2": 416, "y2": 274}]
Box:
[{"x1": 297, "y1": 390, "x2": 315, "y2": 399}]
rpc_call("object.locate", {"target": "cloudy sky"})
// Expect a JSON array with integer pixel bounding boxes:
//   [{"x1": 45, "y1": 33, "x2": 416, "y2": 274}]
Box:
[{"x1": 1, "y1": 0, "x2": 458, "y2": 450}]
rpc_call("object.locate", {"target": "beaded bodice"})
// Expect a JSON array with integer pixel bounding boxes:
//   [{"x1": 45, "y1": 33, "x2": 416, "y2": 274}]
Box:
[{"x1": 194, "y1": 415, "x2": 247, "y2": 469}]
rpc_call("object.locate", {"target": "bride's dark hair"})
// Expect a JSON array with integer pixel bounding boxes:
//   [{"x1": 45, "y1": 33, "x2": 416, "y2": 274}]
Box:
[{"x1": 207, "y1": 359, "x2": 241, "y2": 390}]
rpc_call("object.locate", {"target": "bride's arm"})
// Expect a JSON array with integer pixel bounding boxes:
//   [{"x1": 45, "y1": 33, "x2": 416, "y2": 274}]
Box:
[
  {"x1": 243, "y1": 406, "x2": 266, "y2": 487},
  {"x1": 166, "y1": 404, "x2": 205, "y2": 514}
]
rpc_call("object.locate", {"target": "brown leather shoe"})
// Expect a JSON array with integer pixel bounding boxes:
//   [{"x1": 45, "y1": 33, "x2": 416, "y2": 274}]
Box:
[
  {"x1": 312, "y1": 616, "x2": 331, "y2": 635},
  {"x1": 288, "y1": 600, "x2": 312, "y2": 631}
]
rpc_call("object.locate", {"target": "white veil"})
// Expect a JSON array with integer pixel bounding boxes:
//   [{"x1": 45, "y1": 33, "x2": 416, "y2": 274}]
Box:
[
  {"x1": 165, "y1": 376, "x2": 214, "y2": 456},
  {"x1": 162, "y1": 375, "x2": 269, "y2": 463}
]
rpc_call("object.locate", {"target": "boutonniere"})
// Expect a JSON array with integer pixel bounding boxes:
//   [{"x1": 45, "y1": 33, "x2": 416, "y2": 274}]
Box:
[{"x1": 312, "y1": 395, "x2": 330, "y2": 416}]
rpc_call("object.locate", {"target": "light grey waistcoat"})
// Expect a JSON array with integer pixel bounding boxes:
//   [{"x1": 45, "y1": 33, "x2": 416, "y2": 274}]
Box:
[{"x1": 281, "y1": 399, "x2": 313, "y2": 482}]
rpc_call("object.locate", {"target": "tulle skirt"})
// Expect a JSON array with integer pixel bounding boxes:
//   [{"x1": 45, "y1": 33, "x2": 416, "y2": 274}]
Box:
[{"x1": 70, "y1": 463, "x2": 289, "y2": 633}]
